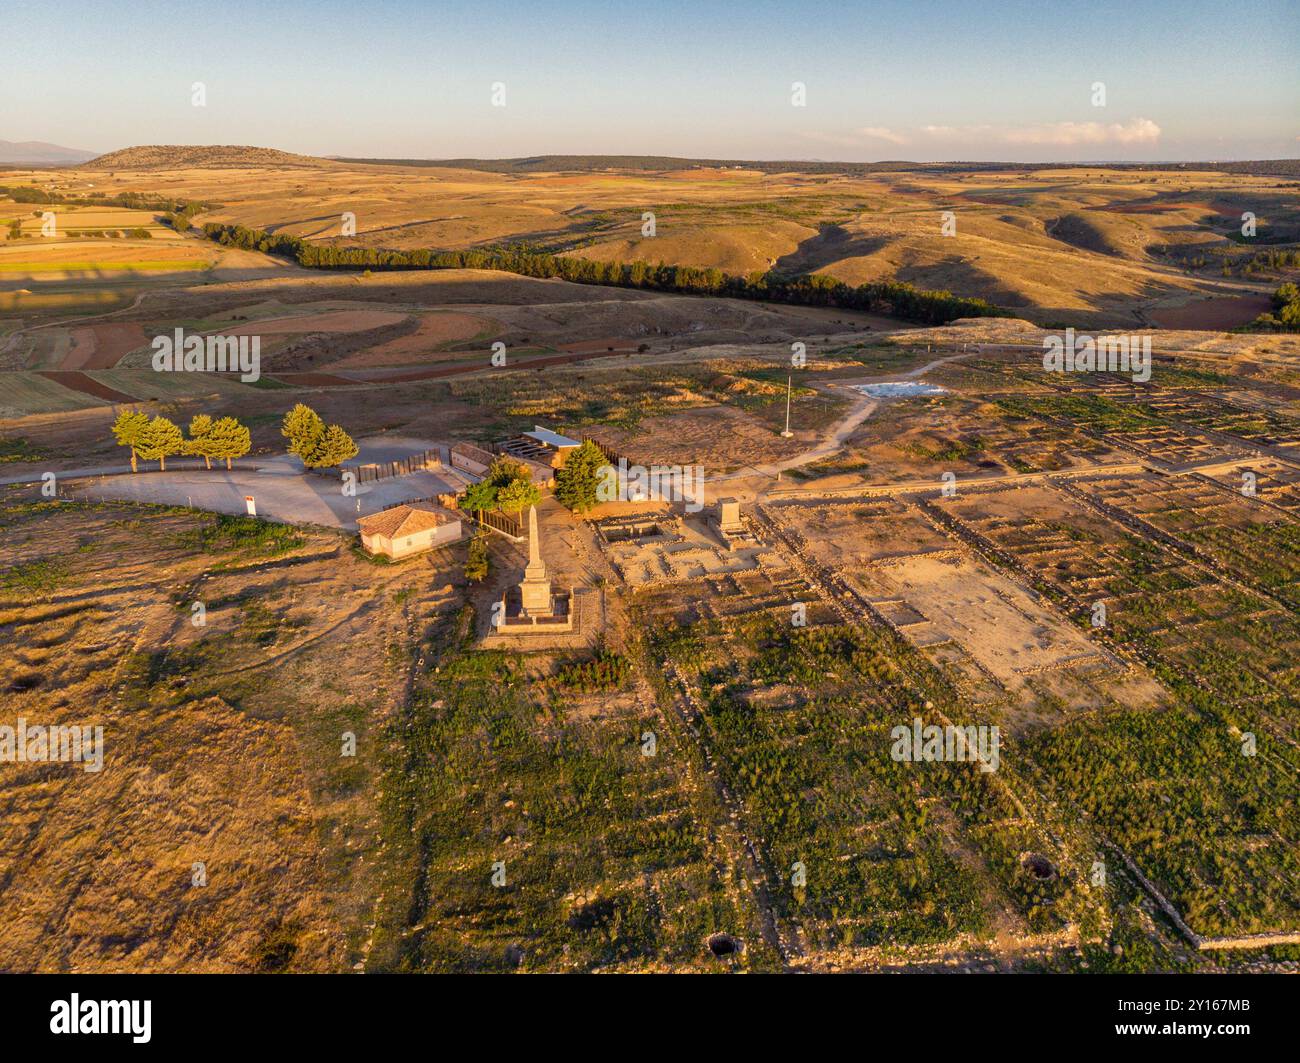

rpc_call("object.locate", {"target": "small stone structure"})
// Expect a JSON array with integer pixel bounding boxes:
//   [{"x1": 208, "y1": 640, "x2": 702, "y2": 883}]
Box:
[
  {"x1": 594, "y1": 510, "x2": 777, "y2": 588},
  {"x1": 358, "y1": 503, "x2": 461, "y2": 559},
  {"x1": 594, "y1": 514, "x2": 669, "y2": 543},
  {"x1": 717, "y1": 498, "x2": 742, "y2": 534},
  {"x1": 710, "y1": 497, "x2": 759, "y2": 550}
]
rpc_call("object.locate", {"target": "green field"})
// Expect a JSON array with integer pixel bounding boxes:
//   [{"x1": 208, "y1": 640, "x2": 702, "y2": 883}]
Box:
[{"x1": 0, "y1": 372, "x2": 102, "y2": 414}]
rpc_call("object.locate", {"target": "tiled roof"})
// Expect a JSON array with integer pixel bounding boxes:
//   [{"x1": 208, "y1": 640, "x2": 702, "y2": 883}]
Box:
[
  {"x1": 451, "y1": 442, "x2": 495, "y2": 463},
  {"x1": 357, "y1": 504, "x2": 450, "y2": 540}
]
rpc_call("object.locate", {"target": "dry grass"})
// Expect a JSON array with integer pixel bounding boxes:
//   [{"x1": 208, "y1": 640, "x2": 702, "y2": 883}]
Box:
[
  {"x1": 0, "y1": 497, "x2": 461, "y2": 971},
  {"x1": 10, "y1": 160, "x2": 1292, "y2": 327}
]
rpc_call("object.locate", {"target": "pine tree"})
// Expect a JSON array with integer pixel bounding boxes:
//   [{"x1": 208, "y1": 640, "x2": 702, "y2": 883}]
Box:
[
  {"x1": 135, "y1": 415, "x2": 184, "y2": 471},
  {"x1": 554, "y1": 439, "x2": 608, "y2": 513},
  {"x1": 207, "y1": 416, "x2": 252, "y2": 470},
  {"x1": 110, "y1": 409, "x2": 150, "y2": 473},
  {"x1": 485, "y1": 456, "x2": 531, "y2": 488},
  {"x1": 186, "y1": 414, "x2": 216, "y2": 469},
  {"x1": 464, "y1": 532, "x2": 490, "y2": 582},
  {"x1": 281, "y1": 403, "x2": 356, "y2": 468},
  {"x1": 281, "y1": 403, "x2": 325, "y2": 460},
  {"x1": 461, "y1": 479, "x2": 498, "y2": 513},
  {"x1": 303, "y1": 423, "x2": 358, "y2": 469}
]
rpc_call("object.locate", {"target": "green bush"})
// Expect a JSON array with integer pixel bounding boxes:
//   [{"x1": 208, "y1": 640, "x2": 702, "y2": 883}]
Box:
[
  {"x1": 464, "y1": 532, "x2": 490, "y2": 582},
  {"x1": 555, "y1": 650, "x2": 629, "y2": 691}
]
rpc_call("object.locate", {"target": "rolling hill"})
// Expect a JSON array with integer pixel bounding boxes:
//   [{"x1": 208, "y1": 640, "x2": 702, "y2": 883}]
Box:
[
  {"x1": 0, "y1": 139, "x2": 97, "y2": 164},
  {"x1": 81, "y1": 145, "x2": 332, "y2": 170}
]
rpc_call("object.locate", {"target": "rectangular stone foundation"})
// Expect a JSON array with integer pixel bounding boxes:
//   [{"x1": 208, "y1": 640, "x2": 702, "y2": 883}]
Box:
[
  {"x1": 481, "y1": 588, "x2": 592, "y2": 650},
  {"x1": 498, "y1": 586, "x2": 574, "y2": 633}
]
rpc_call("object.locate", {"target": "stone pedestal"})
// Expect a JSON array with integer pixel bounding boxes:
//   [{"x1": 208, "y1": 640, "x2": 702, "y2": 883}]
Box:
[
  {"x1": 717, "y1": 498, "x2": 743, "y2": 537},
  {"x1": 710, "y1": 497, "x2": 758, "y2": 551}
]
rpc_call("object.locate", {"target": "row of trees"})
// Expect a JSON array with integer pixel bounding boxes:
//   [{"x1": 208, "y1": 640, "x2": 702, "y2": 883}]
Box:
[
  {"x1": 110, "y1": 403, "x2": 360, "y2": 473},
  {"x1": 161, "y1": 200, "x2": 208, "y2": 232},
  {"x1": 280, "y1": 404, "x2": 359, "y2": 469},
  {"x1": 201, "y1": 221, "x2": 1012, "y2": 326},
  {"x1": 1251, "y1": 249, "x2": 1300, "y2": 269},
  {"x1": 0, "y1": 184, "x2": 213, "y2": 215},
  {"x1": 111, "y1": 410, "x2": 251, "y2": 472},
  {"x1": 18, "y1": 228, "x2": 152, "y2": 240},
  {"x1": 1245, "y1": 282, "x2": 1300, "y2": 332}
]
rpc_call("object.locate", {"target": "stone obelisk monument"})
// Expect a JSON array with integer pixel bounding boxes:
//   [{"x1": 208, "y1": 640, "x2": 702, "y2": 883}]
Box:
[{"x1": 518, "y1": 504, "x2": 553, "y2": 616}]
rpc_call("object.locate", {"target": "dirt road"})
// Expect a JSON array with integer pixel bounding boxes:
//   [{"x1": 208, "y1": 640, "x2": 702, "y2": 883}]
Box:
[{"x1": 709, "y1": 347, "x2": 982, "y2": 486}]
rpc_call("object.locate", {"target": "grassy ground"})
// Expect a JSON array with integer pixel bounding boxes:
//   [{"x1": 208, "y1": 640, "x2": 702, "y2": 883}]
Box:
[
  {"x1": 367, "y1": 604, "x2": 774, "y2": 972},
  {"x1": 16, "y1": 159, "x2": 1295, "y2": 325},
  {"x1": 0, "y1": 496, "x2": 439, "y2": 971}
]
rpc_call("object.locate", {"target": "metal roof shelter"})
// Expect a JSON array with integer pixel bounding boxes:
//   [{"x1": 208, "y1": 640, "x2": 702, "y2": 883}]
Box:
[
  {"x1": 497, "y1": 425, "x2": 582, "y2": 471},
  {"x1": 523, "y1": 427, "x2": 581, "y2": 450}
]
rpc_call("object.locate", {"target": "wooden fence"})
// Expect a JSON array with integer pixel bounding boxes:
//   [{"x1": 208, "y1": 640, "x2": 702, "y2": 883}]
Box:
[
  {"x1": 347, "y1": 448, "x2": 443, "y2": 484},
  {"x1": 580, "y1": 434, "x2": 628, "y2": 467},
  {"x1": 471, "y1": 507, "x2": 524, "y2": 541},
  {"x1": 371, "y1": 494, "x2": 443, "y2": 514}
]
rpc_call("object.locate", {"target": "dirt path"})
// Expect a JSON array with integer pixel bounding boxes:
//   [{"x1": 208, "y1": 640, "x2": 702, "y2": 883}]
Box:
[
  {"x1": 8, "y1": 289, "x2": 150, "y2": 336},
  {"x1": 1, "y1": 290, "x2": 152, "y2": 363},
  {"x1": 0, "y1": 458, "x2": 246, "y2": 485},
  {"x1": 710, "y1": 347, "x2": 982, "y2": 487}
]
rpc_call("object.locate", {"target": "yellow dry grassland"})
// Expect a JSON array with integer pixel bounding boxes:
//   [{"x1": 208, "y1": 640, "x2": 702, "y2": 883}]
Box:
[
  {"x1": 0, "y1": 258, "x2": 211, "y2": 273},
  {"x1": 0, "y1": 499, "x2": 435, "y2": 972},
  {"x1": 0, "y1": 287, "x2": 132, "y2": 316},
  {"x1": 11, "y1": 160, "x2": 1290, "y2": 327}
]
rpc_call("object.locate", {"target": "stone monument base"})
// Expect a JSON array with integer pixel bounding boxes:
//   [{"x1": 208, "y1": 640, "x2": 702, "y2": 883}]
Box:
[{"x1": 498, "y1": 585, "x2": 575, "y2": 632}]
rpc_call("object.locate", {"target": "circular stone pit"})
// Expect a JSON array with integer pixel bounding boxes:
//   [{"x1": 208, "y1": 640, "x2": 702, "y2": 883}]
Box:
[
  {"x1": 706, "y1": 933, "x2": 743, "y2": 959},
  {"x1": 1021, "y1": 852, "x2": 1057, "y2": 881}
]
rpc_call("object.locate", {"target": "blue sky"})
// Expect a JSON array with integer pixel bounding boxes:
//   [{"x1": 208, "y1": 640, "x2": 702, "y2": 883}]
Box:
[{"x1": 5, "y1": 0, "x2": 1297, "y2": 160}]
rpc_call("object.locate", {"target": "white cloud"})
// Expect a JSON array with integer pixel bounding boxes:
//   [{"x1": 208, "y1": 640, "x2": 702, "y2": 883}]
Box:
[
  {"x1": 856, "y1": 126, "x2": 907, "y2": 145},
  {"x1": 921, "y1": 118, "x2": 1161, "y2": 146},
  {"x1": 799, "y1": 127, "x2": 907, "y2": 148},
  {"x1": 801, "y1": 118, "x2": 1160, "y2": 153}
]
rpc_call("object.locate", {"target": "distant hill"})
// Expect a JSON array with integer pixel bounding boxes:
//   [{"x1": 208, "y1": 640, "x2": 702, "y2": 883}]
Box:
[
  {"x1": 0, "y1": 139, "x2": 97, "y2": 165},
  {"x1": 80, "y1": 144, "x2": 332, "y2": 170},
  {"x1": 54, "y1": 146, "x2": 1300, "y2": 178},
  {"x1": 336, "y1": 153, "x2": 1300, "y2": 179},
  {"x1": 335, "y1": 154, "x2": 932, "y2": 175}
]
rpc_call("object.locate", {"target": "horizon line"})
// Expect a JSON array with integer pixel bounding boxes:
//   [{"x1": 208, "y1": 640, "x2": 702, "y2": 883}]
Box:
[{"x1": 29, "y1": 144, "x2": 1300, "y2": 169}]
